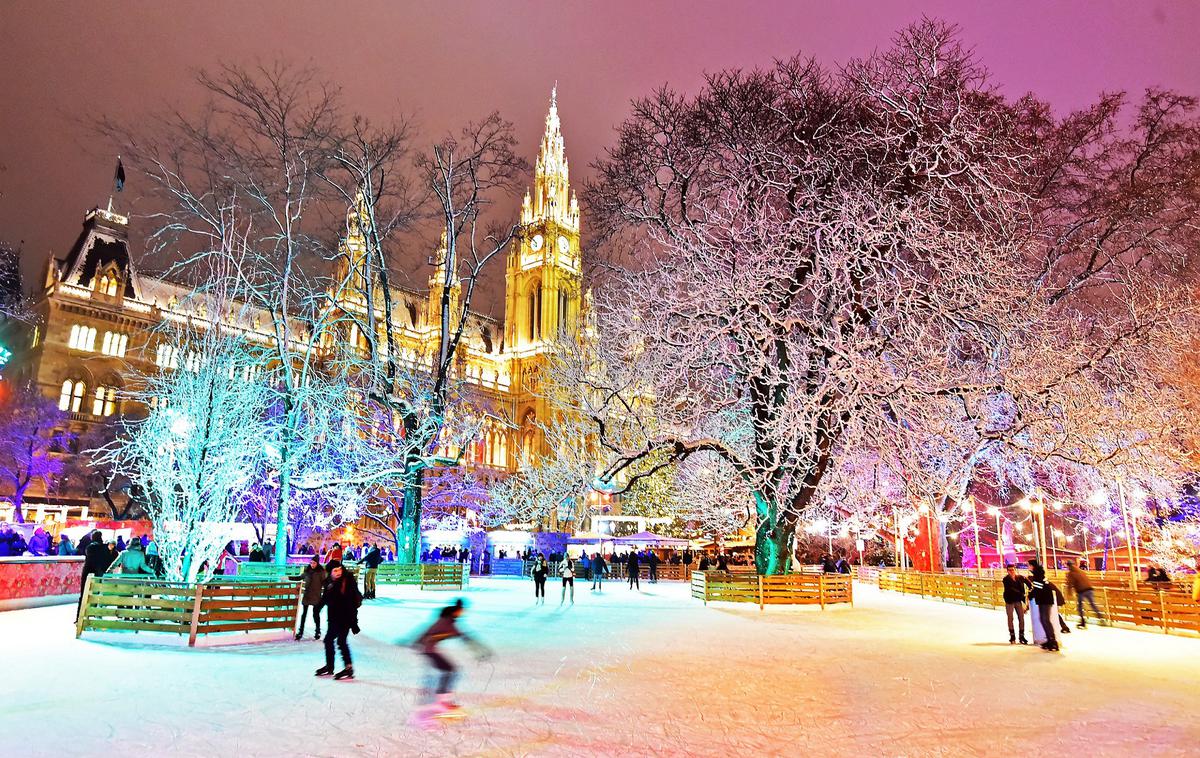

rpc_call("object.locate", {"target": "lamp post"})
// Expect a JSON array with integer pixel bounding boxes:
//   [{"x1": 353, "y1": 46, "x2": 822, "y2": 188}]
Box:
[
  {"x1": 1115, "y1": 480, "x2": 1138, "y2": 590},
  {"x1": 1018, "y1": 497, "x2": 1045, "y2": 567}
]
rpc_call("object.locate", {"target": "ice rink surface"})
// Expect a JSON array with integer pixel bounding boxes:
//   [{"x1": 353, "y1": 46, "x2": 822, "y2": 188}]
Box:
[{"x1": 3, "y1": 577, "x2": 1197, "y2": 757}]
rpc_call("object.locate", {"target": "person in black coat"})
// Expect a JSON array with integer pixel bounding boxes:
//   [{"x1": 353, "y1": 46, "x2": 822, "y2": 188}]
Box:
[
  {"x1": 315, "y1": 561, "x2": 362, "y2": 680},
  {"x1": 647, "y1": 551, "x2": 660, "y2": 583},
  {"x1": 362, "y1": 545, "x2": 384, "y2": 600},
  {"x1": 77, "y1": 530, "x2": 113, "y2": 621},
  {"x1": 1001, "y1": 564, "x2": 1031, "y2": 644},
  {"x1": 626, "y1": 551, "x2": 640, "y2": 589}
]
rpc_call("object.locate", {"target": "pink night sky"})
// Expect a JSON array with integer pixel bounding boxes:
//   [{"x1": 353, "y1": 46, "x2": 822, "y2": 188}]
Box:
[{"x1": 2, "y1": 1, "x2": 1199, "y2": 311}]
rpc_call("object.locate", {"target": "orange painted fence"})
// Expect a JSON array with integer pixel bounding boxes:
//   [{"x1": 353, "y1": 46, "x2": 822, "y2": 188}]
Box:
[
  {"x1": 690, "y1": 571, "x2": 852, "y2": 609},
  {"x1": 876, "y1": 569, "x2": 1200, "y2": 636}
]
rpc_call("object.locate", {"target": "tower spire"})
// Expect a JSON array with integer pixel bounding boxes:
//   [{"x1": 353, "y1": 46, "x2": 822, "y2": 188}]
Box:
[{"x1": 524, "y1": 84, "x2": 579, "y2": 233}]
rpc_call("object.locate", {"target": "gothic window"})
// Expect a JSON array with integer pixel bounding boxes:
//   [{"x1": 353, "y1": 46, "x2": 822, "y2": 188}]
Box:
[
  {"x1": 155, "y1": 343, "x2": 179, "y2": 369},
  {"x1": 92, "y1": 386, "x2": 118, "y2": 417},
  {"x1": 348, "y1": 322, "x2": 369, "y2": 355},
  {"x1": 59, "y1": 379, "x2": 86, "y2": 413},
  {"x1": 95, "y1": 274, "x2": 119, "y2": 297},
  {"x1": 101, "y1": 331, "x2": 129, "y2": 357},
  {"x1": 68, "y1": 324, "x2": 97, "y2": 351},
  {"x1": 528, "y1": 282, "x2": 543, "y2": 341}
]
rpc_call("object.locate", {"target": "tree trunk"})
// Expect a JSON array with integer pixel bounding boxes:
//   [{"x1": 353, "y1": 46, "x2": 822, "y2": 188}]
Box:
[
  {"x1": 11, "y1": 481, "x2": 28, "y2": 523},
  {"x1": 397, "y1": 469, "x2": 424, "y2": 563},
  {"x1": 274, "y1": 451, "x2": 291, "y2": 567},
  {"x1": 753, "y1": 493, "x2": 795, "y2": 575}
]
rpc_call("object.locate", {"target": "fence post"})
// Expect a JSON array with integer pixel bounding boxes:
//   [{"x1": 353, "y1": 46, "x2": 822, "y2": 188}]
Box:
[
  {"x1": 819, "y1": 575, "x2": 826, "y2": 610},
  {"x1": 187, "y1": 583, "x2": 206, "y2": 647},
  {"x1": 293, "y1": 582, "x2": 303, "y2": 636},
  {"x1": 1159, "y1": 590, "x2": 1168, "y2": 634},
  {"x1": 1102, "y1": 587, "x2": 1111, "y2": 626},
  {"x1": 758, "y1": 574, "x2": 764, "y2": 611},
  {"x1": 75, "y1": 574, "x2": 96, "y2": 639}
]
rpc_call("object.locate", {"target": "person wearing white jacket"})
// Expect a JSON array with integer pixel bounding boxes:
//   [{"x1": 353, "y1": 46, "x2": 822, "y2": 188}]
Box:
[{"x1": 559, "y1": 557, "x2": 575, "y2": 605}]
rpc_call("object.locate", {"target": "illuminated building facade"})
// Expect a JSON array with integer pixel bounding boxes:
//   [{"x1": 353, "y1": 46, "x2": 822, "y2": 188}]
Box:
[{"x1": 6, "y1": 89, "x2": 583, "y2": 517}]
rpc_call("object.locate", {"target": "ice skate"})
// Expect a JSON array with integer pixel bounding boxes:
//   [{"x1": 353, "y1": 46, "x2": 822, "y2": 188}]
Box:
[
  {"x1": 334, "y1": 666, "x2": 354, "y2": 680},
  {"x1": 314, "y1": 665, "x2": 333, "y2": 676}
]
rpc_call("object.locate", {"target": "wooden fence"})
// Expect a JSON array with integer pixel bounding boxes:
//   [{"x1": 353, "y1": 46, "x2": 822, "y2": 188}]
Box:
[
  {"x1": 522, "y1": 561, "x2": 824, "y2": 581},
  {"x1": 690, "y1": 571, "x2": 853, "y2": 610},
  {"x1": 234, "y1": 561, "x2": 466, "y2": 589},
  {"x1": 876, "y1": 569, "x2": 1200, "y2": 636},
  {"x1": 76, "y1": 575, "x2": 301, "y2": 646},
  {"x1": 375, "y1": 562, "x2": 468, "y2": 589}
]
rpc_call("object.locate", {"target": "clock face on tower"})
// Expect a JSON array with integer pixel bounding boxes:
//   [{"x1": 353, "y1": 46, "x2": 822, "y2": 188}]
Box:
[
  {"x1": 557, "y1": 235, "x2": 570, "y2": 253},
  {"x1": 530, "y1": 234, "x2": 544, "y2": 252}
]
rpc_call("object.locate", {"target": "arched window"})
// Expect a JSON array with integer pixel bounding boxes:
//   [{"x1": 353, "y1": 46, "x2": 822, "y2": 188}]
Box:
[
  {"x1": 155, "y1": 343, "x2": 179, "y2": 369},
  {"x1": 68, "y1": 325, "x2": 97, "y2": 351},
  {"x1": 92, "y1": 386, "x2": 118, "y2": 417},
  {"x1": 100, "y1": 331, "x2": 128, "y2": 357},
  {"x1": 527, "y1": 282, "x2": 543, "y2": 341},
  {"x1": 59, "y1": 380, "x2": 86, "y2": 413}
]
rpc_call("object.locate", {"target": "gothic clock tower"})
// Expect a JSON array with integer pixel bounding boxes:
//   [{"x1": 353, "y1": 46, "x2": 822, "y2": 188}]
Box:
[{"x1": 504, "y1": 87, "x2": 583, "y2": 457}]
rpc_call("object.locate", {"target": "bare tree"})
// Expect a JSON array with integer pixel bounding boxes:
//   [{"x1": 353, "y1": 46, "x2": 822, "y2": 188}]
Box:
[
  {"x1": 576, "y1": 20, "x2": 1200, "y2": 574},
  {"x1": 94, "y1": 312, "x2": 273, "y2": 582},
  {"x1": 318, "y1": 115, "x2": 527, "y2": 560}
]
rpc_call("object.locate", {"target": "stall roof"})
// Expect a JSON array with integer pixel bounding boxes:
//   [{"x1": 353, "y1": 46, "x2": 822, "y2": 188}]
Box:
[{"x1": 612, "y1": 531, "x2": 689, "y2": 546}]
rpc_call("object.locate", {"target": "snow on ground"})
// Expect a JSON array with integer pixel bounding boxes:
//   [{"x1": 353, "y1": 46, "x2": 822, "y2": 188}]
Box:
[{"x1": 3, "y1": 577, "x2": 1198, "y2": 757}]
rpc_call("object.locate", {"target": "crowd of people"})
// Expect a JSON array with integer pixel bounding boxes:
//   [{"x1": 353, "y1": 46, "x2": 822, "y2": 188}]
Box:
[{"x1": 421, "y1": 546, "x2": 470, "y2": 563}]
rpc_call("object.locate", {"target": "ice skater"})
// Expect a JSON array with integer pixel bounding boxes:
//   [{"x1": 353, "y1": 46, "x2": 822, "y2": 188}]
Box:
[
  {"x1": 531, "y1": 553, "x2": 548, "y2": 604},
  {"x1": 1028, "y1": 560, "x2": 1061, "y2": 652},
  {"x1": 591, "y1": 552, "x2": 606, "y2": 592},
  {"x1": 1002, "y1": 564, "x2": 1030, "y2": 644},
  {"x1": 314, "y1": 561, "x2": 361, "y2": 679},
  {"x1": 297, "y1": 556, "x2": 326, "y2": 640},
  {"x1": 559, "y1": 555, "x2": 575, "y2": 605},
  {"x1": 412, "y1": 599, "x2": 492, "y2": 714},
  {"x1": 627, "y1": 551, "x2": 640, "y2": 590},
  {"x1": 1065, "y1": 560, "x2": 1104, "y2": 628}
]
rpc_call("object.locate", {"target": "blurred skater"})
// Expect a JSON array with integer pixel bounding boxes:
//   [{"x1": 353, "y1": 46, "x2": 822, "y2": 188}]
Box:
[
  {"x1": 627, "y1": 551, "x2": 640, "y2": 590},
  {"x1": 413, "y1": 599, "x2": 491, "y2": 712}
]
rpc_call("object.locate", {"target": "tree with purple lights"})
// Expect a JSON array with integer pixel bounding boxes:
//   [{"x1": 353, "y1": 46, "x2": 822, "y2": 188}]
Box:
[
  {"x1": 569, "y1": 20, "x2": 1200, "y2": 574},
  {"x1": 0, "y1": 381, "x2": 72, "y2": 523}
]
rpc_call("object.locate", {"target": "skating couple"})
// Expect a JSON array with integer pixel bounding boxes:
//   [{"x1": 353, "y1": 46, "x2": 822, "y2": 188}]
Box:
[
  {"x1": 531, "y1": 553, "x2": 578, "y2": 605},
  {"x1": 1006, "y1": 561, "x2": 1076, "y2": 652}
]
